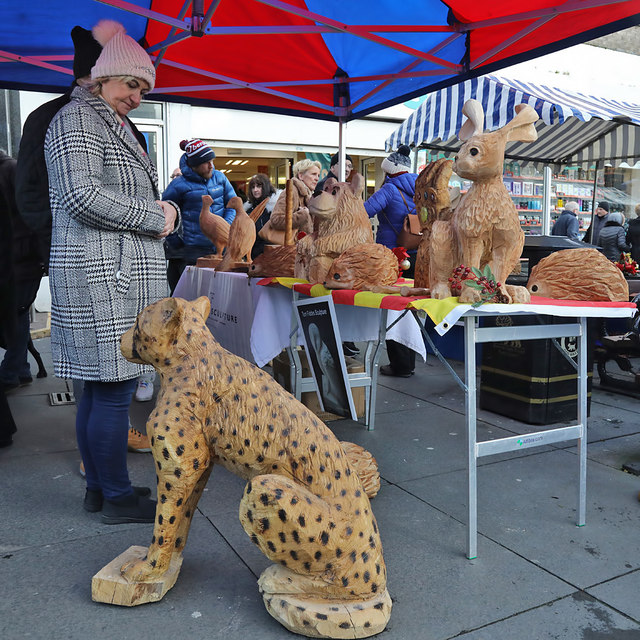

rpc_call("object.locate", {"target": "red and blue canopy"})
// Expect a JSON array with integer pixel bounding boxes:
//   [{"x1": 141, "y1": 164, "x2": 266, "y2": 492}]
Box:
[{"x1": 0, "y1": 1, "x2": 638, "y2": 121}]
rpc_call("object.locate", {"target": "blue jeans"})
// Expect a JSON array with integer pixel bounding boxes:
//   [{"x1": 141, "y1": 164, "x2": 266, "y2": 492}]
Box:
[{"x1": 76, "y1": 379, "x2": 137, "y2": 501}]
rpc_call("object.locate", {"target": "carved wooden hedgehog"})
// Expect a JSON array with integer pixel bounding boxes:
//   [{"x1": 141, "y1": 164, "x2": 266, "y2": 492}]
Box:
[
  {"x1": 527, "y1": 248, "x2": 629, "y2": 301},
  {"x1": 119, "y1": 297, "x2": 391, "y2": 638},
  {"x1": 248, "y1": 245, "x2": 297, "y2": 278},
  {"x1": 323, "y1": 243, "x2": 398, "y2": 290}
]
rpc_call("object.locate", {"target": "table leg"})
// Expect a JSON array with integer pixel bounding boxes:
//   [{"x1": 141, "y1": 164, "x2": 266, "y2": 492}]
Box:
[
  {"x1": 363, "y1": 309, "x2": 388, "y2": 431},
  {"x1": 577, "y1": 317, "x2": 587, "y2": 527},
  {"x1": 465, "y1": 316, "x2": 478, "y2": 560}
]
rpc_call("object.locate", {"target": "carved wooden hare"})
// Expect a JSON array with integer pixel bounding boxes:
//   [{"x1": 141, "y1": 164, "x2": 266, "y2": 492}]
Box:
[{"x1": 429, "y1": 99, "x2": 538, "y2": 304}]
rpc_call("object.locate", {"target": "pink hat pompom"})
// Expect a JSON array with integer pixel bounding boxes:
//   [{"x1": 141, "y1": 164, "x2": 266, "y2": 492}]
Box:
[
  {"x1": 90, "y1": 18, "x2": 155, "y2": 90},
  {"x1": 92, "y1": 19, "x2": 126, "y2": 47}
]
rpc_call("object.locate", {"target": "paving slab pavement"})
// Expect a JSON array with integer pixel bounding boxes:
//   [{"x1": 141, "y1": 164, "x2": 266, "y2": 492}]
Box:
[{"x1": 2, "y1": 335, "x2": 640, "y2": 639}]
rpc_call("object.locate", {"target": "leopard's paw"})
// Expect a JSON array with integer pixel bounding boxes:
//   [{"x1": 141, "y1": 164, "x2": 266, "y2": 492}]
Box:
[{"x1": 120, "y1": 558, "x2": 156, "y2": 582}]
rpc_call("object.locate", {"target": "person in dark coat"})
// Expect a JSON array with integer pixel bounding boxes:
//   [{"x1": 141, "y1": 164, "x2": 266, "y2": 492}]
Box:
[
  {"x1": 0, "y1": 150, "x2": 18, "y2": 445},
  {"x1": 583, "y1": 201, "x2": 610, "y2": 245},
  {"x1": 315, "y1": 152, "x2": 353, "y2": 196},
  {"x1": 625, "y1": 204, "x2": 640, "y2": 263},
  {"x1": 244, "y1": 173, "x2": 281, "y2": 259},
  {"x1": 551, "y1": 201, "x2": 581, "y2": 240},
  {"x1": 364, "y1": 146, "x2": 418, "y2": 377},
  {"x1": 15, "y1": 24, "x2": 152, "y2": 446},
  {"x1": 15, "y1": 25, "x2": 147, "y2": 273},
  {"x1": 0, "y1": 148, "x2": 44, "y2": 392},
  {"x1": 161, "y1": 138, "x2": 237, "y2": 292},
  {"x1": 598, "y1": 211, "x2": 630, "y2": 262}
]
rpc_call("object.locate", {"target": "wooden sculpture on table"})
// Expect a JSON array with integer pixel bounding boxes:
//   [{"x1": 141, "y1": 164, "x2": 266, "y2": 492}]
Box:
[
  {"x1": 248, "y1": 244, "x2": 297, "y2": 277},
  {"x1": 323, "y1": 243, "x2": 429, "y2": 296},
  {"x1": 426, "y1": 99, "x2": 538, "y2": 304},
  {"x1": 197, "y1": 197, "x2": 269, "y2": 270},
  {"x1": 217, "y1": 196, "x2": 257, "y2": 271},
  {"x1": 527, "y1": 248, "x2": 629, "y2": 301},
  {"x1": 93, "y1": 297, "x2": 391, "y2": 639},
  {"x1": 412, "y1": 158, "x2": 457, "y2": 289},
  {"x1": 250, "y1": 179, "x2": 302, "y2": 277},
  {"x1": 199, "y1": 194, "x2": 231, "y2": 255},
  {"x1": 296, "y1": 173, "x2": 374, "y2": 284}
]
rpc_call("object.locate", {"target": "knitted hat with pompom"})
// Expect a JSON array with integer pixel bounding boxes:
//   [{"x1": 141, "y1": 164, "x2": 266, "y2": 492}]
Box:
[
  {"x1": 180, "y1": 139, "x2": 216, "y2": 167},
  {"x1": 90, "y1": 20, "x2": 155, "y2": 90},
  {"x1": 381, "y1": 145, "x2": 412, "y2": 175}
]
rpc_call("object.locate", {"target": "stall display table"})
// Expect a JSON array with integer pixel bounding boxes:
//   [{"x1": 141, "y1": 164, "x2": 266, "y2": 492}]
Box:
[
  {"x1": 174, "y1": 268, "x2": 424, "y2": 429},
  {"x1": 174, "y1": 266, "x2": 636, "y2": 558}
]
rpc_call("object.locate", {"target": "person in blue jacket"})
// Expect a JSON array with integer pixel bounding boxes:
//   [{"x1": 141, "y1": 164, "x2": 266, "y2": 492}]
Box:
[
  {"x1": 162, "y1": 139, "x2": 237, "y2": 292},
  {"x1": 364, "y1": 145, "x2": 418, "y2": 377}
]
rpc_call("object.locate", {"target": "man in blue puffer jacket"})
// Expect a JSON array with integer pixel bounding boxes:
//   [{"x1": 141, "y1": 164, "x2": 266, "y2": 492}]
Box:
[
  {"x1": 364, "y1": 145, "x2": 418, "y2": 377},
  {"x1": 162, "y1": 138, "x2": 237, "y2": 292}
]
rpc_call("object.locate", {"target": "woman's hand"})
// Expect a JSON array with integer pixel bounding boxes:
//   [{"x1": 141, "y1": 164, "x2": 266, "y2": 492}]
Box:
[{"x1": 156, "y1": 200, "x2": 177, "y2": 238}]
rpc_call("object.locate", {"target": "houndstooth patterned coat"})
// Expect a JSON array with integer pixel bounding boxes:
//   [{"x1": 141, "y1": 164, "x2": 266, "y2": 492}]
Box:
[{"x1": 45, "y1": 86, "x2": 174, "y2": 382}]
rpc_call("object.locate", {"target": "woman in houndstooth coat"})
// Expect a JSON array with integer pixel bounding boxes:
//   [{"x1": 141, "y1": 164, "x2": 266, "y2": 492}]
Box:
[
  {"x1": 45, "y1": 86, "x2": 172, "y2": 382},
  {"x1": 44, "y1": 20, "x2": 180, "y2": 523}
]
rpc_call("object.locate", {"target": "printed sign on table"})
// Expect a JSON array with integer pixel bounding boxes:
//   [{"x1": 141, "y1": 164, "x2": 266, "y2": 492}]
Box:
[
  {"x1": 294, "y1": 295, "x2": 357, "y2": 420},
  {"x1": 205, "y1": 272, "x2": 255, "y2": 362}
]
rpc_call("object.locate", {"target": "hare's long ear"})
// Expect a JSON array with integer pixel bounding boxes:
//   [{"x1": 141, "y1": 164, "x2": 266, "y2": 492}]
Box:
[
  {"x1": 503, "y1": 104, "x2": 539, "y2": 143},
  {"x1": 458, "y1": 99, "x2": 484, "y2": 140},
  {"x1": 349, "y1": 172, "x2": 365, "y2": 198}
]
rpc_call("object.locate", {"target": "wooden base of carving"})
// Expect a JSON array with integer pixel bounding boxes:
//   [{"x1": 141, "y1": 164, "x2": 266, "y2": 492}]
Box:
[
  {"x1": 259, "y1": 564, "x2": 392, "y2": 639},
  {"x1": 195, "y1": 255, "x2": 250, "y2": 271},
  {"x1": 92, "y1": 545, "x2": 183, "y2": 606}
]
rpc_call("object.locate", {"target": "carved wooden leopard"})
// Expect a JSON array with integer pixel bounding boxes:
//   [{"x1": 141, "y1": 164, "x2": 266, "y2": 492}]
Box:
[{"x1": 119, "y1": 296, "x2": 391, "y2": 638}]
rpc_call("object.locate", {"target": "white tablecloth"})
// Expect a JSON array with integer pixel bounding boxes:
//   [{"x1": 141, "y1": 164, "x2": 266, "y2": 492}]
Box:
[{"x1": 173, "y1": 267, "x2": 426, "y2": 367}]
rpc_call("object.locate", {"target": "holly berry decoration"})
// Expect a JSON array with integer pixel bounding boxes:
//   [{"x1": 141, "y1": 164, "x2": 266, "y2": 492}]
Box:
[
  {"x1": 614, "y1": 252, "x2": 638, "y2": 277},
  {"x1": 448, "y1": 264, "x2": 509, "y2": 307}
]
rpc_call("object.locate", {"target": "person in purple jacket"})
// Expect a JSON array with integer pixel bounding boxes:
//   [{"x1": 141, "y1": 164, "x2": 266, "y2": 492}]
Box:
[
  {"x1": 364, "y1": 146, "x2": 418, "y2": 377},
  {"x1": 162, "y1": 139, "x2": 237, "y2": 292}
]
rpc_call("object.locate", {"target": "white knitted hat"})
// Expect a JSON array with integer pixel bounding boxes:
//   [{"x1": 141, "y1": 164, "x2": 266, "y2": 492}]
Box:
[
  {"x1": 91, "y1": 20, "x2": 155, "y2": 90},
  {"x1": 381, "y1": 145, "x2": 412, "y2": 175}
]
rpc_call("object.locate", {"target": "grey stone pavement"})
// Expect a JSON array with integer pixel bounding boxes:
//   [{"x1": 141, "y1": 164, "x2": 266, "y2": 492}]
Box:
[{"x1": 2, "y1": 318, "x2": 640, "y2": 640}]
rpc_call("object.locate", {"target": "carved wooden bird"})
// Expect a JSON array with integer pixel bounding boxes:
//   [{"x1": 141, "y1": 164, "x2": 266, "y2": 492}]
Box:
[
  {"x1": 199, "y1": 194, "x2": 230, "y2": 255},
  {"x1": 217, "y1": 196, "x2": 269, "y2": 272}
]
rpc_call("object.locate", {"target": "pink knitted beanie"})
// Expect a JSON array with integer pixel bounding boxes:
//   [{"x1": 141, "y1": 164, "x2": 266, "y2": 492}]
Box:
[{"x1": 90, "y1": 20, "x2": 155, "y2": 90}]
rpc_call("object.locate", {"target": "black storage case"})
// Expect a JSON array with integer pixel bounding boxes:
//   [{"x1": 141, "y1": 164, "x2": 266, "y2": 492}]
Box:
[{"x1": 479, "y1": 315, "x2": 593, "y2": 425}]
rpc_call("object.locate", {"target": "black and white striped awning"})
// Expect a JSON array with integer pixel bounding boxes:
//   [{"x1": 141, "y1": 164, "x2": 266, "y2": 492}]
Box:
[{"x1": 385, "y1": 75, "x2": 640, "y2": 168}]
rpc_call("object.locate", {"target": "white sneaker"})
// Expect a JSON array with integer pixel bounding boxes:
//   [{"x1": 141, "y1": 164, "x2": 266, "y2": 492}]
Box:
[{"x1": 135, "y1": 378, "x2": 154, "y2": 402}]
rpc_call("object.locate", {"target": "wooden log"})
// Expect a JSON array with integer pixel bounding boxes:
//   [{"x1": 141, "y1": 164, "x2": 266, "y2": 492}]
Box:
[
  {"x1": 284, "y1": 178, "x2": 294, "y2": 246},
  {"x1": 91, "y1": 545, "x2": 183, "y2": 607}
]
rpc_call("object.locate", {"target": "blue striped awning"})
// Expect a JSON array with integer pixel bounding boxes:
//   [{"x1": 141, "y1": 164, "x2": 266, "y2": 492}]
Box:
[{"x1": 385, "y1": 75, "x2": 640, "y2": 167}]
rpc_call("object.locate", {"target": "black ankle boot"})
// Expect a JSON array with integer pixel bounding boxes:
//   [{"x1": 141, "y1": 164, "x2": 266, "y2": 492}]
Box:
[
  {"x1": 83, "y1": 486, "x2": 152, "y2": 513},
  {"x1": 100, "y1": 493, "x2": 157, "y2": 524}
]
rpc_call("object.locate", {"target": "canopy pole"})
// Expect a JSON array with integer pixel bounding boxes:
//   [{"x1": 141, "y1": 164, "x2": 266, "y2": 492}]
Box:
[
  {"x1": 542, "y1": 165, "x2": 552, "y2": 235},
  {"x1": 589, "y1": 159, "x2": 603, "y2": 239},
  {"x1": 338, "y1": 118, "x2": 346, "y2": 181}
]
